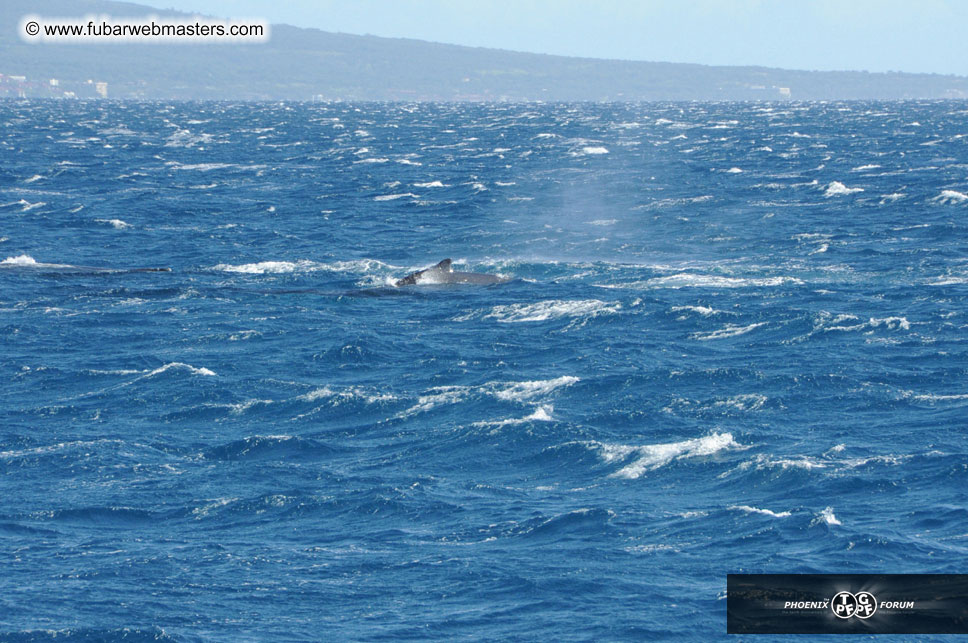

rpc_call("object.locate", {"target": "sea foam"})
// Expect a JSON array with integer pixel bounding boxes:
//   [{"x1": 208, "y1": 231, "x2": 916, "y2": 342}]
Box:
[
  {"x1": 598, "y1": 432, "x2": 740, "y2": 479},
  {"x1": 457, "y1": 300, "x2": 621, "y2": 324},
  {"x1": 824, "y1": 181, "x2": 864, "y2": 197},
  {"x1": 934, "y1": 190, "x2": 968, "y2": 204}
]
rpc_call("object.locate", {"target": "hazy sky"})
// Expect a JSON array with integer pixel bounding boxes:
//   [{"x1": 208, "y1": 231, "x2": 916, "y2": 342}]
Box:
[{"x1": 156, "y1": 0, "x2": 967, "y2": 76}]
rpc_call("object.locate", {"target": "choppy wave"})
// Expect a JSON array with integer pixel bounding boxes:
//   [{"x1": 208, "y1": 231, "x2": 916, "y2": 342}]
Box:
[
  {"x1": 472, "y1": 299, "x2": 622, "y2": 323},
  {"x1": 811, "y1": 312, "x2": 911, "y2": 334},
  {"x1": 934, "y1": 189, "x2": 968, "y2": 204},
  {"x1": 602, "y1": 274, "x2": 803, "y2": 289},
  {"x1": 147, "y1": 362, "x2": 216, "y2": 377},
  {"x1": 597, "y1": 432, "x2": 741, "y2": 479},
  {"x1": 824, "y1": 181, "x2": 865, "y2": 196},
  {"x1": 671, "y1": 305, "x2": 724, "y2": 317},
  {"x1": 472, "y1": 405, "x2": 555, "y2": 428},
  {"x1": 95, "y1": 218, "x2": 131, "y2": 229},
  {"x1": 403, "y1": 376, "x2": 578, "y2": 416},
  {"x1": 212, "y1": 258, "x2": 392, "y2": 274},
  {"x1": 374, "y1": 192, "x2": 418, "y2": 201},
  {"x1": 5, "y1": 100, "x2": 967, "y2": 639},
  {"x1": 692, "y1": 322, "x2": 767, "y2": 341},
  {"x1": 728, "y1": 505, "x2": 791, "y2": 518},
  {"x1": 813, "y1": 507, "x2": 842, "y2": 526}
]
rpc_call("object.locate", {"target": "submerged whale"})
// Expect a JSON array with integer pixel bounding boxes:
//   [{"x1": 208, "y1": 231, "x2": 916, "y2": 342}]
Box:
[
  {"x1": 395, "y1": 259, "x2": 509, "y2": 287},
  {"x1": 0, "y1": 255, "x2": 171, "y2": 274}
]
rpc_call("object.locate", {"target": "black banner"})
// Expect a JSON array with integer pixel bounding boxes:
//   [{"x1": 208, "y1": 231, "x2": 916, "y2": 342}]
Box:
[{"x1": 727, "y1": 574, "x2": 968, "y2": 634}]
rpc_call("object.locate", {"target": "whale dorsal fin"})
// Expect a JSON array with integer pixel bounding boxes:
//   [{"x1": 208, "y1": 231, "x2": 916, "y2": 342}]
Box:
[{"x1": 394, "y1": 258, "x2": 453, "y2": 286}]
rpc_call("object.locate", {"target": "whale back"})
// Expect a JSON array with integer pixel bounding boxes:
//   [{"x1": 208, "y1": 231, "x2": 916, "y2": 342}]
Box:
[
  {"x1": 394, "y1": 258, "x2": 508, "y2": 287},
  {"x1": 395, "y1": 258, "x2": 452, "y2": 286}
]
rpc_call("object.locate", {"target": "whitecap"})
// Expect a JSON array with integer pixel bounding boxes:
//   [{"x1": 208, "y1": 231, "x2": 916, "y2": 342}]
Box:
[
  {"x1": 298, "y1": 387, "x2": 335, "y2": 402},
  {"x1": 95, "y1": 219, "x2": 131, "y2": 229},
  {"x1": 677, "y1": 510, "x2": 708, "y2": 519},
  {"x1": 228, "y1": 330, "x2": 260, "y2": 341},
  {"x1": 625, "y1": 544, "x2": 680, "y2": 554},
  {"x1": 905, "y1": 391, "x2": 968, "y2": 403},
  {"x1": 213, "y1": 260, "x2": 321, "y2": 274},
  {"x1": 933, "y1": 190, "x2": 968, "y2": 205},
  {"x1": 192, "y1": 497, "x2": 239, "y2": 518},
  {"x1": 814, "y1": 507, "x2": 841, "y2": 526},
  {"x1": 168, "y1": 162, "x2": 263, "y2": 172},
  {"x1": 491, "y1": 376, "x2": 579, "y2": 402},
  {"x1": 472, "y1": 405, "x2": 555, "y2": 428},
  {"x1": 374, "y1": 192, "x2": 418, "y2": 201},
  {"x1": 19, "y1": 200, "x2": 47, "y2": 212},
  {"x1": 461, "y1": 299, "x2": 621, "y2": 323},
  {"x1": 824, "y1": 181, "x2": 864, "y2": 197},
  {"x1": 671, "y1": 305, "x2": 721, "y2": 317},
  {"x1": 297, "y1": 386, "x2": 396, "y2": 405},
  {"x1": 774, "y1": 456, "x2": 826, "y2": 470},
  {"x1": 165, "y1": 129, "x2": 213, "y2": 148},
  {"x1": 729, "y1": 505, "x2": 791, "y2": 518},
  {"x1": 869, "y1": 316, "x2": 910, "y2": 330},
  {"x1": 147, "y1": 362, "x2": 216, "y2": 377},
  {"x1": 633, "y1": 195, "x2": 713, "y2": 211},
  {"x1": 401, "y1": 376, "x2": 578, "y2": 416},
  {"x1": 403, "y1": 385, "x2": 470, "y2": 415},
  {"x1": 212, "y1": 258, "x2": 392, "y2": 276},
  {"x1": 598, "y1": 432, "x2": 740, "y2": 479},
  {"x1": 226, "y1": 399, "x2": 274, "y2": 415},
  {"x1": 1, "y1": 254, "x2": 38, "y2": 266},
  {"x1": 601, "y1": 273, "x2": 800, "y2": 291},
  {"x1": 928, "y1": 276, "x2": 968, "y2": 286},
  {"x1": 692, "y1": 322, "x2": 767, "y2": 341},
  {"x1": 713, "y1": 393, "x2": 767, "y2": 411},
  {"x1": 815, "y1": 313, "x2": 910, "y2": 333}
]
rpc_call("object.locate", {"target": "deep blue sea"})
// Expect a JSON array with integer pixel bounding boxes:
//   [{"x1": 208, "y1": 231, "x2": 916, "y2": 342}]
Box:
[{"x1": 2, "y1": 100, "x2": 967, "y2": 641}]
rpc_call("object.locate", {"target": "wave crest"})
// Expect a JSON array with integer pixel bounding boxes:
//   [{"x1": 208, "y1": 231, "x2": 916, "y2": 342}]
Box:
[{"x1": 597, "y1": 432, "x2": 741, "y2": 479}]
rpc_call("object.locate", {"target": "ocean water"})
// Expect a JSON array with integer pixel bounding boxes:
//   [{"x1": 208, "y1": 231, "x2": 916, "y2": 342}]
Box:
[{"x1": 1, "y1": 100, "x2": 967, "y2": 641}]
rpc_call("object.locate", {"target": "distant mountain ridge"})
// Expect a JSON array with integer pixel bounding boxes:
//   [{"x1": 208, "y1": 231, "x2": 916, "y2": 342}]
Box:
[{"x1": 2, "y1": 0, "x2": 967, "y2": 100}]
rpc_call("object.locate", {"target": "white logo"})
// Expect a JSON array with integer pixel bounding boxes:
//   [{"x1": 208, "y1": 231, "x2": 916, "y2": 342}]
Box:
[{"x1": 832, "y1": 591, "x2": 877, "y2": 619}]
